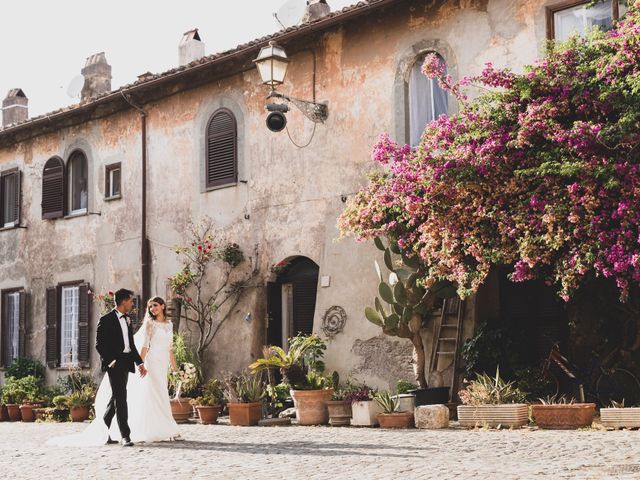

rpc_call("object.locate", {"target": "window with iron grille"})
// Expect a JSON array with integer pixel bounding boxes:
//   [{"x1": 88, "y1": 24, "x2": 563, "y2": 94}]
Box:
[{"x1": 206, "y1": 108, "x2": 237, "y2": 189}]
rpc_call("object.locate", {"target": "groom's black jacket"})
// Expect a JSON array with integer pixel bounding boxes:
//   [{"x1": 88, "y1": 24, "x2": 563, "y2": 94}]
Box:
[{"x1": 95, "y1": 310, "x2": 143, "y2": 373}]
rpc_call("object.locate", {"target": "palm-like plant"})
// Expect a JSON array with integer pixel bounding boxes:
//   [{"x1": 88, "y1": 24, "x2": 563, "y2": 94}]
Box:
[{"x1": 374, "y1": 390, "x2": 400, "y2": 414}]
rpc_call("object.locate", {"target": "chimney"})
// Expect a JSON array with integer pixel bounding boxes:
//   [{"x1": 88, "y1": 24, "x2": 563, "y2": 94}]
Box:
[
  {"x1": 81, "y1": 52, "x2": 112, "y2": 102},
  {"x1": 179, "y1": 29, "x2": 205, "y2": 66},
  {"x1": 301, "y1": 0, "x2": 331, "y2": 23},
  {"x1": 2, "y1": 89, "x2": 28, "y2": 127}
]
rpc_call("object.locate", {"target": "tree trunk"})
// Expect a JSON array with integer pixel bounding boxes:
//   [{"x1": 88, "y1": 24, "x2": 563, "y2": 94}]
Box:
[{"x1": 409, "y1": 314, "x2": 428, "y2": 389}]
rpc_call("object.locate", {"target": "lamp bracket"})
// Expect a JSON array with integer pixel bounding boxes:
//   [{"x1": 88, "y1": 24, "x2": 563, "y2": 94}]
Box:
[{"x1": 267, "y1": 91, "x2": 328, "y2": 124}]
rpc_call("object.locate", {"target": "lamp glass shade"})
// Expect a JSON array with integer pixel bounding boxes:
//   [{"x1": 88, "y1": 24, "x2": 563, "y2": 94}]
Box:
[{"x1": 254, "y1": 42, "x2": 289, "y2": 87}]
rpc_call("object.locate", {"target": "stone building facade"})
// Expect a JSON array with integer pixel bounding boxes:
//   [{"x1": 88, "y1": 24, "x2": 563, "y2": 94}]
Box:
[{"x1": 0, "y1": 0, "x2": 621, "y2": 389}]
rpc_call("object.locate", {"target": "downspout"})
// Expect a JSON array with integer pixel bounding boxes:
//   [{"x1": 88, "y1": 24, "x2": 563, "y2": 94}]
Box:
[{"x1": 120, "y1": 91, "x2": 150, "y2": 304}]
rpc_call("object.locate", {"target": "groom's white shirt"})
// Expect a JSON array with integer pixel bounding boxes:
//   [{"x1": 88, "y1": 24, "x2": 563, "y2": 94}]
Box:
[{"x1": 108, "y1": 308, "x2": 131, "y2": 368}]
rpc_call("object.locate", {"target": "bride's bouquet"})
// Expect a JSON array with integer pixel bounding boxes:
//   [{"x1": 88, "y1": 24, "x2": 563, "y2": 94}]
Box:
[{"x1": 170, "y1": 362, "x2": 199, "y2": 399}]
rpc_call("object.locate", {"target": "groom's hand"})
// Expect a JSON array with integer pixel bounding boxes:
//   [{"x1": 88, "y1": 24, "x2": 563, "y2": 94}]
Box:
[{"x1": 138, "y1": 364, "x2": 147, "y2": 378}]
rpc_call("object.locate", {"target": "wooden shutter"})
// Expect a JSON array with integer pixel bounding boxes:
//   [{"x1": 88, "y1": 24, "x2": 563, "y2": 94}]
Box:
[
  {"x1": 13, "y1": 171, "x2": 21, "y2": 225},
  {"x1": 78, "y1": 283, "x2": 90, "y2": 368},
  {"x1": 46, "y1": 287, "x2": 60, "y2": 367},
  {"x1": 266, "y1": 282, "x2": 283, "y2": 347},
  {"x1": 0, "y1": 292, "x2": 6, "y2": 368},
  {"x1": 206, "y1": 109, "x2": 237, "y2": 188},
  {"x1": 42, "y1": 157, "x2": 65, "y2": 219},
  {"x1": 0, "y1": 173, "x2": 4, "y2": 226},
  {"x1": 292, "y1": 280, "x2": 318, "y2": 336},
  {"x1": 18, "y1": 291, "x2": 26, "y2": 358}
]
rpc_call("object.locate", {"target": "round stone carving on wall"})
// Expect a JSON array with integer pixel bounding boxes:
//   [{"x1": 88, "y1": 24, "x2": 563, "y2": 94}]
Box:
[{"x1": 322, "y1": 306, "x2": 347, "y2": 338}]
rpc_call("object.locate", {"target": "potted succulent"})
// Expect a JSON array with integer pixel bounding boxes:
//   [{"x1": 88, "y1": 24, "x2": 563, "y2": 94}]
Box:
[
  {"x1": 222, "y1": 371, "x2": 264, "y2": 426},
  {"x1": 326, "y1": 380, "x2": 356, "y2": 426},
  {"x1": 190, "y1": 378, "x2": 224, "y2": 425},
  {"x1": 346, "y1": 385, "x2": 381, "y2": 427},
  {"x1": 250, "y1": 334, "x2": 333, "y2": 426},
  {"x1": 600, "y1": 400, "x2": 640, "y2": 429},
  {"x1": 169, "y1": 362, "x2": 200, "y2": 423},
  {"x1": 67, "y1": 385, "x2": 96, "y2": 422},
  {"x1": 531, "y1": 395, "x2": 595, "y2": 429},
  {"x1": 457, "y1": 368, "x2": 528, "y2": 428},
  {"x1": 375, "y1": 390, "x2": 414, "y2": 429}
]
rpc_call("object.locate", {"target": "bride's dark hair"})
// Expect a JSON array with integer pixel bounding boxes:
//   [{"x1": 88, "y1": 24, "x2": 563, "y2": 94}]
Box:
[{"x1": 146, "y1": 296, "x2": 167, "y2": 320}]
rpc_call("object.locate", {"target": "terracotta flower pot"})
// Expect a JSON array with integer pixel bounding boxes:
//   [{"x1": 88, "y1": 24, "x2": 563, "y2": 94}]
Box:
[
  {"x1": 457, "y1": 404, "x2": 529, "y2": 428},
  {"x1": 70, "y1": 406, "x2": 91, "y2": 422},
  {"x1": 196, "y1": 405, "x2": 221, "y2": 425},
  {"x1": 19, "y1": 404, "x2": 36, "y2": 422},
  {"x1": 531, "y1": 403, "x2": 595, "y2": 429},
  {"x1": 326, "y1": 400, "x2": 352, "y2": 426},
  {"x1": 290, "y1": 389, "x2": 333, "y2": 425},
  {"x1": 6, "y1": 404, "x2": 21, "y2": 422},
  {"x1": 228, "y1": 402, "x2": 262, "y2": 426},
  {"x1": 0, "y1": 405, "x2": 9, "y2": 422},
  {"x1": 377, "y1": 411, "x2": 415, "y2": 429},
  {"x1": 170, "y1": 398, "x2": 193, "y2": 423}
]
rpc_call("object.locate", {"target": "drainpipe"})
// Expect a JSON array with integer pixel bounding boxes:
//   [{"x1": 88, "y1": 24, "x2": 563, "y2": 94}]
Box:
[{"x1": 120, "y1": 91, "x2": 150, "y2": 304}]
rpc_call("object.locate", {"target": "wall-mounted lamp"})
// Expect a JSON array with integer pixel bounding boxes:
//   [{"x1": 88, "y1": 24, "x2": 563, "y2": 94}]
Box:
[{"x1": 253, "y1": 41, "x2": 328, "y2": 132}]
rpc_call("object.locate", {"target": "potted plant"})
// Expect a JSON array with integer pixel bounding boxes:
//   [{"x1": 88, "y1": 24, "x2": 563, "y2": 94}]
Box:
[
  {"x1": 600, "y1": 400, "x2": 640, "y2": 429},
  {"x1": 531, "y1": 395, "x2": 595, "y2": 429},
  {"x1": 375, "y1": 390, "x2": 414, "y2": 428},
  {"x1": 222, "y1": 371, "x2": 264, "y2": 426},
  {"x1": 457, "y1": 368, "x2": 528, "y2": 428},
  {"x1": 346, "y1": 385, "x2": 381, "y2": 427},
  {"x1": 67, "y1": 385, "x2": 95, "y2": 422},
  {"x1": 169, "y1": 362, "x2": 200, "y2": 423},
  {"x1": 190, "y1": 378, "x2": 224, "y2": 424},
  {"x1": 326, "y1": 380, "x2": 356, "y2": 426},
  {"x1": 17, "y1": 375, "x2": 44, "y2": 422},
  {"x1": 0, "y1": 386, "x2": 7, "y2": 422},
  {"x1": 394, "y1": 380, "x2": 417, "y2": 413},
  {"x1": 250, "y1": 334, "x2": 334, "y2": 426},
  {"x1": 50, "y1": 395, "x2": 70, "y2": 422}
]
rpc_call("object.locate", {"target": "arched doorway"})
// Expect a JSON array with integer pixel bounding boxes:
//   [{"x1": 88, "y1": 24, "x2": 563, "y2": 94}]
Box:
[{"x1": 266, "y1": 256, "x2": 319, "y2": 348}]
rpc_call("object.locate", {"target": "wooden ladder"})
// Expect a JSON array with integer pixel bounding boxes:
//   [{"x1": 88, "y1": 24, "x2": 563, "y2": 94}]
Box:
[{"x1": 429, "y1": 297, "x2": 465, "y2": 400}]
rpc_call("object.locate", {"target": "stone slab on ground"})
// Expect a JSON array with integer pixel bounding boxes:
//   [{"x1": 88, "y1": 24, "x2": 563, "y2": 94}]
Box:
[
  {"x1": 2, "y1": 420, "x2": 640, "y2": 479},
  {"x1": 415, "y1": 404, "x2": 449, "y2": 429}
]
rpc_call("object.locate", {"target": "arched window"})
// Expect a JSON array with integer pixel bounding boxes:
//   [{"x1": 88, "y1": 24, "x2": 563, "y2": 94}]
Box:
[
  {"x1": 67, "y1": 150, "x2": 88, "y2": 214},
  {"x1": 206, "y1": 108, "x2": 237, "y2": 189},
  {"x1": 42, "y1": 157, "x2": 65, "y2": 219},
  {"x1": 408, "y1": 52, "x2": 448, "y2": 146}
]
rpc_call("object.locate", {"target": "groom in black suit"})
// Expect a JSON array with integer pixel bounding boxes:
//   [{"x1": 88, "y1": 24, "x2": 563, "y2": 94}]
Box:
[{"x1": 95, "y1": 288, "x2": 147, "y2": 446}]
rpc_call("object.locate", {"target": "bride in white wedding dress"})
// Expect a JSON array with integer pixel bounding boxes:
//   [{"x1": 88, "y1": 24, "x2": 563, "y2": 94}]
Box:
[{"x1": 47, "y1": 296, "x2": 181, "y2": 446}]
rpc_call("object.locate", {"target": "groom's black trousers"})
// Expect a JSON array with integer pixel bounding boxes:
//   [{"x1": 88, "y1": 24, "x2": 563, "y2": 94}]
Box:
[{"x1": 103, "y1": 360, "x2": 131, "y2": 438}]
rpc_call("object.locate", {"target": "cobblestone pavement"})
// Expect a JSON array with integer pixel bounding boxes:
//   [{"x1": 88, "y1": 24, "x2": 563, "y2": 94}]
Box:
[{"x1": 1, "y1": 420, "x2": 640, "y2": 480}]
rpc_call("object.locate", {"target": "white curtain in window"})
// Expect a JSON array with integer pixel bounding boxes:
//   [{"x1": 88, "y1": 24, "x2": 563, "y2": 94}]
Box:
[
  {"x1": 409, "y1": 53, "x2": 448, "y2": 147},
  {"x1": 61, "y1": 287, "x2": 79, "y2": 366},
  {"x1": 554, "y1": 0, "x2": 613, "y2": 41},
  {"x1": 69, "y1": 154, "x2": 88, "y2": 213},
  {"x1": 6, "y1": 292, "x2": 19, "y2": 363}
]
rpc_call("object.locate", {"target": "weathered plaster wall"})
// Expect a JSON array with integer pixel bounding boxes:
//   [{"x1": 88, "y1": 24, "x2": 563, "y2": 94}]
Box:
[{"x1": 0, "y1": 0, "x2": 553, "y2": 387}]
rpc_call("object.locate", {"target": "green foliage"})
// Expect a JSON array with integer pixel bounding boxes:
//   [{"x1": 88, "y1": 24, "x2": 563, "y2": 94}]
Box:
[
  {"x1": 2, "y1": 375, "x2": 42, "y2": 404},
  {"x1": 458, "y1": 367, "x2": 527, "y2": 405},
  {"x1": 52, "y1": 395, "x2": 69, "y2": 409},
  {"x1": 249, "y1": 334, "x2": 328, "y2": 390},
  {"x1": 220, "y1": 243, "x2": 245, "y2": 267},
  {"x1": 396, "y1": 379, "x2": 418, "y2": 395},
  {"x1": 265, "y1": 382, "x2": 291, "y2": 410},
  {"x1": 192, "y1": 378, "x2": 224, "y2": 407},
  {"x1": 67, "y1": 385, "x2": 96, "y2": 408},
  {"x1": 538, "y1": 394, "x2": 575, "y2": 405},
  {"x1": 460, "y1": 322, "x2": 505, "y2": 379},
  {"x1": 222, "y1": 371, "x2": 265, "y2": 404},
  {"x1": 374, "y1": 390, "x2": 400, "y2": 414},
  {"x1": 57, "y1": 369, "x2": 96, "y2": 395},
  {"x1": 6, "y1": 357, "x2": 45, "y2": 381}
]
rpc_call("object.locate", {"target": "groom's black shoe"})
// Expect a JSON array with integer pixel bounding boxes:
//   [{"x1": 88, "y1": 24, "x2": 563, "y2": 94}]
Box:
[
  {"x1": 106, "y1": 437, "x2": 118, "y2": 445},
  {"x1": 121, "y1": 437, "x2": 134, "y2": 447}
]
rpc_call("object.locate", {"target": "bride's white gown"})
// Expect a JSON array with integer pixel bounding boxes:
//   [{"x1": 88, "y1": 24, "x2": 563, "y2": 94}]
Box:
[{"x1": 47, "y1": 319, "x2": 180, "y2": 446}]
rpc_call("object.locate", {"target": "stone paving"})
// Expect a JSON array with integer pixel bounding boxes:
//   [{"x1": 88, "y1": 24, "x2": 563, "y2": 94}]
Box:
[{"x1": 1, "y1": 420, "x2": 639, "y2": 480}]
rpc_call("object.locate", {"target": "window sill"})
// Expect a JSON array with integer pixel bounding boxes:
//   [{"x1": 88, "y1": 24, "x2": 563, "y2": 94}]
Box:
[
  {"x1": 105, "y1": 194, "x2": 121, "y2": 202},
  {"x1": 64, "y1": 210, "x2": 88, "y2": 219},
  {"x1": 205, "y1": 182, "x2": 238, "y2": 192},
  {"x1": 0, "y1": 224, "x2": 19, "y2": 232}
]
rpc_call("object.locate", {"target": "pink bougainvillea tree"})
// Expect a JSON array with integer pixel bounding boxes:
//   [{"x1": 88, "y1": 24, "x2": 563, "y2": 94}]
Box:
[{"x1": 340, "y1": 3, "x2": 640, "y2": 344}]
